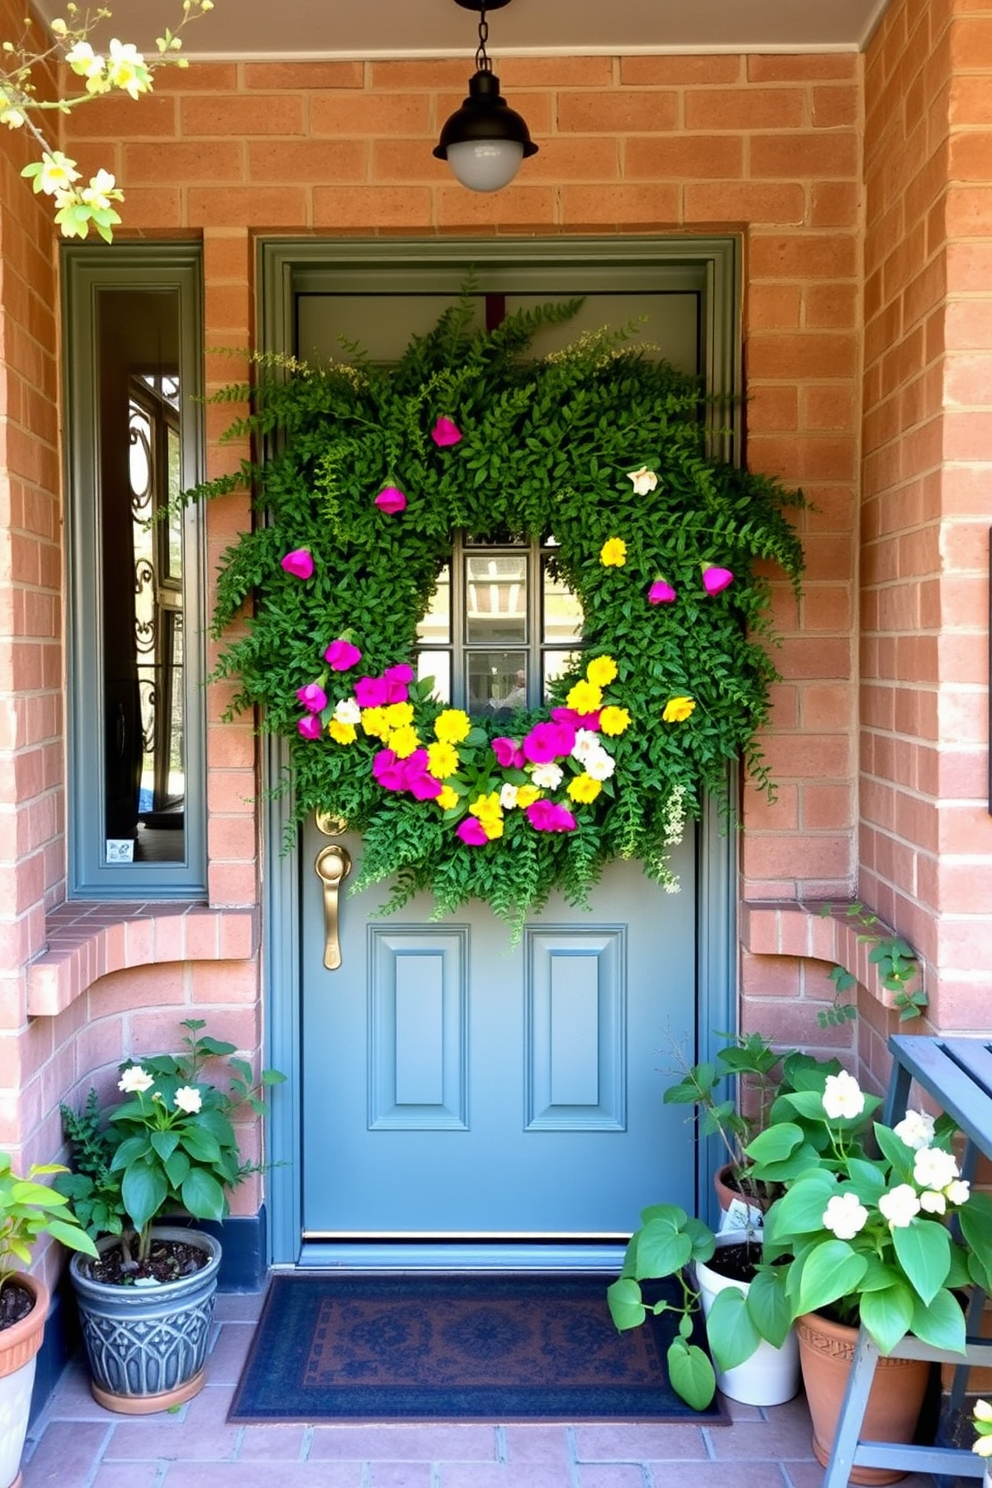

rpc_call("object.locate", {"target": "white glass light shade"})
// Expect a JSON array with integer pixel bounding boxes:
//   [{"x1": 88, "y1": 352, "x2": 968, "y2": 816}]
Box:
[{"x1": 445, "y1": 139, "x2": 525, "y2": 193}]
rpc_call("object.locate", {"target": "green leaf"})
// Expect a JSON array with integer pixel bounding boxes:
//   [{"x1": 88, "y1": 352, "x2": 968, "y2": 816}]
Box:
[
  {"x1": 705, "y1": 1285, "x2": 761, "y2": 1372},
  {"x1": 180, "y1": 1126, "x2": 223, "y2": 1163},
  {"x1": 607, "y1": 1276, "x2": 646, "y2": 1331},
  {"x1": 859, "y1": 1282, "x2": 915, "y2": 1354},
  {"x1": 891, "y1": 1218, "x2": 950, "y2": 1306},
  {"x1": 121, "y1": 1160, "x2": 169, "y2": 1233},
  {"x1": 180, "y1": 1167, "x2": 227, "y2": 1222},
  {"x1": 150, "y1": 1131, "x2": 182, "y2": 1162},
  {"x1": 765, "y1": 1169, "x2": 838, "y2": 1237},
  {"x1": 909, "y1": 1287, "x2": 966, "y2": 1354},
  {"x1": 667, "y1": 1337, "x2": 716, "y2": 1412},
  {"x1": 744, "y1": 1122, "x2": 804, "y2": 1164},
  {"x1": 745, "y1": 1267, "x2": 793, "y2": 1348},
  {"x1": 794, "y1": 1240, "x2": 869, "y2": 1316},
  {"x1": 632, "y1": 1219, "x2": 693, "y2": 1280},
  {"x1": 872, "y1": 1123, "x2": 916, "y2": 1182}
]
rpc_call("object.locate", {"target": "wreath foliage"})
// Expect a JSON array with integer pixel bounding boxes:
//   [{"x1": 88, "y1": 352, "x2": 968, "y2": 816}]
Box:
[{"x1": 192, "y1": 295, "x2": 804, "y2": 929}]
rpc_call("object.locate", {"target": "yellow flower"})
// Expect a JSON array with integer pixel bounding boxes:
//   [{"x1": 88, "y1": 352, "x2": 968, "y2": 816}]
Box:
[
  {"x1": 361, "y1": 707, "x2": 390, "y2": 740},
  {"x1": 663, "y1": 696, "x2": 696, "y2": 723},
  {"x1": 434, "y1": 709, "x2": 471, "y2": 745},
  {"x1": 516, "y1": 785, "x2": 542, "y2": 808},
  {"x1": 600, "y1": 537, "x2": 627, "y2": 567},
  {"x1": 567, "y1": 774, "x2": 602, "y2": 804},
  {"x1": 566, "y1": 679, "x2": 603, "y2": 714},
  {"x1": 436, "y1": 784, "x2": 459, "y2": 810},
  {"x1": 599, "y1": 705, "x2": 631, "y2": 736},
  {"x1": 389, "y1": 724, "x2": 421, "y2": 758},
  {"x1": 328, "y1": 720, "x2": 357, "y2": 745},
  {"x1": 427, "y1": 741, "x2": 460, "y2": 779},
  {"x1": 586, "y1": 655, "x2": 618, "y2": 687},
  {"x1": 483, "y1": 819, "x2": 504, "y2": 840},
  {"x1": 384, "y1": 701, "x2": 414, "y2": 729},
  {"x1": 469, "y1": 791, "x2": 503, "y2": 827}
]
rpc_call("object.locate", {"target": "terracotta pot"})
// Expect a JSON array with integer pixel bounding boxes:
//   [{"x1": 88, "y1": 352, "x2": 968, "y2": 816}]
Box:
[
  {"x1": 0, "y1": 1274, "x2": 49, "y2": 1488},
  {"x1": 796, "y1": 1310, "x2": 930, "y2": 1486},
  {"x1": 713, "y1": 1161, "x2": 767, "y2": 1223}
]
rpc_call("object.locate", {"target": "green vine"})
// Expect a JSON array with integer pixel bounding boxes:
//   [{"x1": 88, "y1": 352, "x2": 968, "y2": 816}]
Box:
[
  {"x1": 817, "y1": 902, "x2": 926, "y2": 1026},
  {"x1": 190, "y1": 295, "x2": 804, "y2": 929}
]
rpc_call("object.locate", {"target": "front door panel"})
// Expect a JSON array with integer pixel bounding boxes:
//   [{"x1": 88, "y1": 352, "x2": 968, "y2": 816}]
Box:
[{"x1": 302, "y1": 823, "x2": 696, "y2": 1239}]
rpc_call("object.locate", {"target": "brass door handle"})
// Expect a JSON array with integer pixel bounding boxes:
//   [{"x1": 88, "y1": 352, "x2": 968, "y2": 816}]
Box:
[{"x1": 314, "y1": 844, "x2": 352, "y2": 970}]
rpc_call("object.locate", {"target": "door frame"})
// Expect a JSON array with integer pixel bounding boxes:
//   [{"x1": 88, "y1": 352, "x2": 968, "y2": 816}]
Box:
[{"x1": 260, "y1": 236, "x2": 742, "y2": 1267}]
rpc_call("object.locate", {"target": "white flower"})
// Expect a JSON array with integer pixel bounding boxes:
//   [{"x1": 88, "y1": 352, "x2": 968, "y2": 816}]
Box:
[
  {"x1": 975, "y1": 1435, "x2": 992, "y2": 1458},
  {"x1": 893, "y1": 1109, "x2": 936, "y2": 1151},
  {"x1": 976, "y1": 1400, "x2": 992, "y2": 1422},
  {"x1": 913, "y1": 1146, "x2": 959, "y2": 1191},
  {"x1": 945, "y1": 1179, "x2": 971, "y2": 1206},
  {"x1": 36, "y1": 151, "x2": 81, "y2": 196},
  {"x1": 106, "y1": 39, "x2": 151, "y2": 100},
  {"x1": 173, "y1": 1085, "x2": 203, "y2": 1114},
  {"x1": 822, "y1": 1191, "x2": 869, "y2": 1240},
  {"x1": 879, "y1": 1183, "x2": 922, "y2": 1229},
  {"x1": 79, "y1": 169, "x2": 121, "y2": 211},
  {"x1": 0, "y1": 100, "x2": 25, "y2": 128},
  {"x1": 584, "y1": 748, "x2": 615, "y2": 782},
  {"x1": 499, "y1": 783, "x2": 519, "y2": 810},
  {"x1": 919, "y1": 1189, "x2": 947, "y2": 1215},
  {"x1": 118, "y1": 1065, "x2": 155, "y2": 1094},
  {"x1": 333, "y1": 697, "x2": 361, "y2": 725},
  {"x1": 627, "y1": 466, "x2": 658, "y2": 496},
  {"x1": 530, "y1": 762, "x2": 563, "y2": 790},
  {"x1": 571, "y1": 729, "x2": 599, "y2": 764},
  {"x1": 65, "y1": 40, "x2": 105, "y2": 79},
  {"x1": 822, "y1": 1070, "x2": 866, "y2": 1120}
]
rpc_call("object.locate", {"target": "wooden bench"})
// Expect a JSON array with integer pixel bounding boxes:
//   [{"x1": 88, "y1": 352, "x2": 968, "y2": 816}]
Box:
[{"x1": 822, "y1": 1035, "x2": 992, "y2": 1486}]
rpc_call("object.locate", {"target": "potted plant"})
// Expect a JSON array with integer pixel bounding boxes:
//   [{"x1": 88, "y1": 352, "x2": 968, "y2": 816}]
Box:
[
  {"x1": 742, "y1": 1070, "x2": 992, "y2": 1483},
  {"x1": 606, "y1": 1204, "x2": 799, "y2": 1409},
  {"x1": 662, "y1": 1033, "x2": 840, "y2": 1218},
  {"x1": 57, "y1": 1019, "x2": 284, "y2": 1415},
  {"x1": 0, "y1": 1154, "x2": 97, "y2": 1488}
]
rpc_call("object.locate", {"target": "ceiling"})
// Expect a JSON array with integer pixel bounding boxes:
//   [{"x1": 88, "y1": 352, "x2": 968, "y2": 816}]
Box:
[{"x1": 35, "y1": 0, "x2": 894, "y2": 61}]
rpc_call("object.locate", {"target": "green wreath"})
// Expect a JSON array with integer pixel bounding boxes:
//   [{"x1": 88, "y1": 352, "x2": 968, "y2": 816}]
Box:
[{"x1": 195, "y1": 296, "x2": 803, "y2": 928}]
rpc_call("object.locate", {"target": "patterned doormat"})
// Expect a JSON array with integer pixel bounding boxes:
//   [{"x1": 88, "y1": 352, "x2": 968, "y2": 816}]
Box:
[{"x1": 229, "y1": 1272, "x2": 727, "y2": 1423}]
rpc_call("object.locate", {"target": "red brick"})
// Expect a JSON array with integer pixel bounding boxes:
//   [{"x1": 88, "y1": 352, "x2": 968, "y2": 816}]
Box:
[
  {"x1": 247, "y1": 140, "x2": 367, "y2": 184},
  {"x1": 684, "y1": 87, "x2": 805, "y2": 131},
  {"x1": 811, "y1": 86, "x2": 860, "y2": 128},
  {"x1": 558, "y1": 183, "x2": 679, "y2": 226},
  {"x1": 747, "y1": 55, "x2": 859, "y2": 82},
  {"x1": 244, "y1": 62, "x2": 364, "y2": 90},
  {"x1": 311, "y1": 92, "x2": 431, "y2": 137},
  {"x1": 181, "y1": 94, "x2": 306, "y2": 137},
  {"x1": 684, "y1": 182, "x2": 805, "y2": 225},
  {"x1": 123, "y1": 141, "x2": 244, "y2": 185},
  {"x1": 750, "y1": 134, "x2": 860, "y2": 180},
  {"x1": 187, "y1": 186, "x2": 310, "y2": 227},
  {"x1": 626, "y1": 135, "x2": 744, "y2": 179},
  {"x1": 620, "y1": 56, "x2": 742, "y2": 85},
  {"x1": 557, "y1": 91, "x2": 679, "y2": 134},
  {"x1": 749, "y1": 233, "x2": 858, "y2": 280}
]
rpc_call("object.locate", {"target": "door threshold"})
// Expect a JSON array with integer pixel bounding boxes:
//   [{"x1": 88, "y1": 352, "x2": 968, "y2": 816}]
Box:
[{"x1": 295, "y1": 1241, "x2": 627, "y2": 1271}]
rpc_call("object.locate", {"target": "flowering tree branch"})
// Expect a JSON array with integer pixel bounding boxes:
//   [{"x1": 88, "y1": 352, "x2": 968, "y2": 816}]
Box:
[{"x1": 1, "y1": 0, "x2": 215, "y2": 240}]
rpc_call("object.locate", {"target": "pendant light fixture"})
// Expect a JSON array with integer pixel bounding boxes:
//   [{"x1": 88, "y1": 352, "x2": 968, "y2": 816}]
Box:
[{"x1": 433, "y1": 0, "x2": 538, "y2": 193}]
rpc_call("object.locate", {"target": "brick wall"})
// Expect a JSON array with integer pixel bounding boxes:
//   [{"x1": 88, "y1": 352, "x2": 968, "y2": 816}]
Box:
[{"x1": 860, "y1": 0, "x2": 992, "y2": 1055}]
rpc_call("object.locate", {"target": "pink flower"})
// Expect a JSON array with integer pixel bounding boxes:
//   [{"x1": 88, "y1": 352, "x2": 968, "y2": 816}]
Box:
[
  {"x1": 383, "y1": 663, "x2": 414, "y2": 704},
  {"x1": 492, "y1": 736, "x2": 525, "y2": 769},
  {"x1": 431, "y1": 416, "x2": 462, "y2": 447},
  {"x1": 297, "y1": 714, "x2": 322, "y2": 740},
  {"x1": 296, "y1": 683, "x2": 327, "y2": 713},
  {"x1": 526, "y1": 800, "x2": 577, "y2": 834},
  {"x1": 456, "y1": 817, "x2": 489, "y2": 846},
  {"x1": 702, "y1": 564, "x2": 734, "y2": 595},
  {"x1": 355, "y1": 675, "x2": 389, "y2": 708},
  {"x1": 375, "y1": 486, "x2": 407, "y2": 515},
  {"x1": 649, "y1": 579, "x2": 677, "y2": 605},
  {"x1": 551, "y1": 707, "x2": 600, "y2": 732},
  {"x1": 281, "y1": 548, "x2": 314, "y2": 580},
  {"x1": 325, "y1": 638, "x2": 362, "y2": 671},
  {"x1": 523, "y1": 720, "x2": 576, "y2": 764},
  {"x1": 408, "y1": 768, "x2": 443, "y2": 801},
  {"x1": 372, "y1": 748, "x2": 407, "y2": 792}
]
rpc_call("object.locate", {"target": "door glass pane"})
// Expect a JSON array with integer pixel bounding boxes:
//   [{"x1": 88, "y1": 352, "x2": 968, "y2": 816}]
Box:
[
  {"x1": 417, "y1": 566, "x2": 451, "y2": 646},
  {"x1": 417, "y1": 650, "x2": 450, "y2": 704},
  {"x1": 468, "y1": 650, "x2": 528, "y2": 716},
  {"x1": 100, "y1": 291, "x2": 186, "y2": 864},
  {"x1": 465, "y1": 554, "x2": 527, "y2": 644},
  {"x1": 543, "y1": 650, "x2": 582, "y2": 701},
  {"x1": 543, "y1": 562, "x2": 583, "y2": 644}
]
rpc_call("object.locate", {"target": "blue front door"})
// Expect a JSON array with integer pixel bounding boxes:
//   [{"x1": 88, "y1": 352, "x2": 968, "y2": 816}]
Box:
[{"x1": 290, "y1": 257, "x2": 716, "y2": 1260}]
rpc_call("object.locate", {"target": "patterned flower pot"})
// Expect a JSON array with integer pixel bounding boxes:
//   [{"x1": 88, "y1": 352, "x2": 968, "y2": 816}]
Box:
[
  {"x1": 796, "y1": 1310, "x2": 930, "y2": 1486},
  {"x1": 0, "y1": 1274, "x2": 48, "y2": 1488},
  {"x1": 69, "y1": 1227, "x2": 221, "y2": 1415}
]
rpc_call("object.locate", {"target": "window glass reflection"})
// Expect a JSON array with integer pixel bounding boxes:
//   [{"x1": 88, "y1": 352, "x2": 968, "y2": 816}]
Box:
[
  {"x1": 465, "y1": 554, "x2": 527, "y2": 644},
  {"x1": 417, "y1": 566, "x2": 451, "y2": 646},
  {"x1": 467, "y1": 651, "x2": 528, "y2": 716},
  {"x1": 416, "y1": 650, "x2": 451, "y2": 704},
  {"x1": 543, "y1": 562, "x2": 583, "y2": 644}
]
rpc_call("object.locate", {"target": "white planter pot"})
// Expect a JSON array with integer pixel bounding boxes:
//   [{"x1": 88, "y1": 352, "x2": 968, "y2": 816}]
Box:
[
  {"x1": 694, "y1": 1231, "x2": 800, "y2": 1407},
  {"x1": 0, "y1": 1275, "x2": 48, "y2": 1488}
]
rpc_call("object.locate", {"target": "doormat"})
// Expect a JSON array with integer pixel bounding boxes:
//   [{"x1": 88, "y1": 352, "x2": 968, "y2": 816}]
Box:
[{"x1": 228, "y1": 1272, "x2": 728, "y2": 1424}]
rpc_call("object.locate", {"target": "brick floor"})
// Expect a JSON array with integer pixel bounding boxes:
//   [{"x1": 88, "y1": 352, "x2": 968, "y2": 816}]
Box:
[{"x1": 21, "y1": 1291, "x2": 938, "y2": 1488}]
